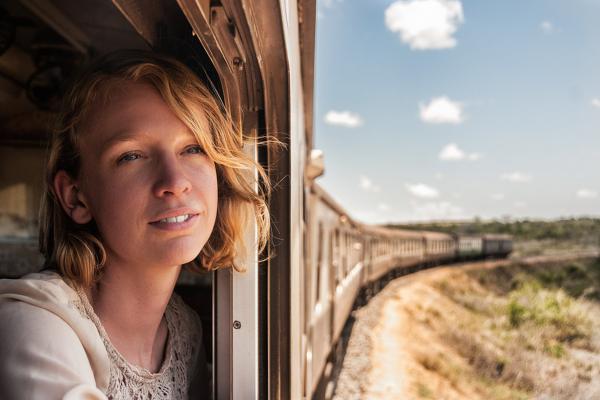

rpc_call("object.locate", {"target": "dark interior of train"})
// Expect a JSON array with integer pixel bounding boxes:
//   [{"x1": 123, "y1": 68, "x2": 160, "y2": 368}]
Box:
[{"x1": 0, "y1": 0, "x2": 216, "y2": 368}]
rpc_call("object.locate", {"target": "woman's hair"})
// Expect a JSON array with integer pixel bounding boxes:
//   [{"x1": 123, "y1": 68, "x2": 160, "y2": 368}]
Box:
[{"x1": 39, "y1": 50, "x2": 271, "y2": 287}]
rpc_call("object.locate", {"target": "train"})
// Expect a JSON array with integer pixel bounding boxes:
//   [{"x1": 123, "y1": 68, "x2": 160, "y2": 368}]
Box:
[
  {"x1": 0, "y1": 1, "x2": 511, "y2": 399},
  {"x1": 305, "y1": 183, "x2": 511, "y2": 398}
]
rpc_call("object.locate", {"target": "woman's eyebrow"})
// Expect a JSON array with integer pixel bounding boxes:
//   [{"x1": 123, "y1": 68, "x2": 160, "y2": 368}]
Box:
[
  {"x1": 99, "y1": 132, "x2": 140, "y2": 156},
  {"x1": 99, "y1": 131, "x2": 198, "y2": 156}
]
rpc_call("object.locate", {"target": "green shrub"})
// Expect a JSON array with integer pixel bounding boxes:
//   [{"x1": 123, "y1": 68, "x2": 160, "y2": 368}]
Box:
[
  {"x1": 508, "y1": 300, "x2": 526, "y2": 327},
  {"x1": 545, "y1": 342, "x2": 565, "y2": 358},
  {"x1": 506, "y1": 281, "x2": 591, "y2": 343}
]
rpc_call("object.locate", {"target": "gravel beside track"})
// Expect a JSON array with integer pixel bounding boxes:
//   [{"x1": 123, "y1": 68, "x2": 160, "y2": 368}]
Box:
[{"x1": 331, "y1": 283, "x2": 399, "y2": 400}]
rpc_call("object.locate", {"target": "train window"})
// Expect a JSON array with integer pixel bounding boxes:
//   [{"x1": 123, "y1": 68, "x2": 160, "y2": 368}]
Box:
[
  {"x1": 339, "y1": 231, "x2": 345, "y2": 278},
  {"x1": 332, "y1": 228, "x2": 341, "y2": 284},
  {"x1": 0, "y1": 147, "x2": 46, "y2": 278},
  {"x1": 330, "y1": 228, "x2": 338, "y2": 286},
  {"x1": 315, "y1": 223, "x2": 324, "y2": 305},
  {"x1": 342, "y1": 231, "x2": 347, "y2": 277}
]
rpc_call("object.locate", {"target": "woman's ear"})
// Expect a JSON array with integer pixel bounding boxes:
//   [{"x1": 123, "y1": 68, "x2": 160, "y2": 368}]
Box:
[{"x1": 53, "y1": 170, "x2": 93, "y2": 224}]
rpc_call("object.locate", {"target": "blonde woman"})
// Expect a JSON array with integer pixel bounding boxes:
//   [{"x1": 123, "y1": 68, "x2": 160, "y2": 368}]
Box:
[{"x1": 0, "y1": 51, "x2": 270, "y2": 399}]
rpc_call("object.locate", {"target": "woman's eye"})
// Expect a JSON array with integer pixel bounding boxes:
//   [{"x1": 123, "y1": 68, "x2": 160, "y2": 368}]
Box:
[
  {"x1": 117, "y1": 152, "x2": 142, "y2": 164},
  {"x1": 185, "y1": 145, "x2": 205, "y2": 155}
]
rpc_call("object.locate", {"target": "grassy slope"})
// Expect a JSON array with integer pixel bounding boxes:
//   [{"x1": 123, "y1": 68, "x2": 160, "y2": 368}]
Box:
[{"x1": 405, "y1": 258, "x2": 600, "y2": 399}]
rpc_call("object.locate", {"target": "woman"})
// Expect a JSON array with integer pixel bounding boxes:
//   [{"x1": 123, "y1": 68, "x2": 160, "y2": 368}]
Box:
[{"x1": 0, "y1": 50, "x2": 270, "y2": 399}]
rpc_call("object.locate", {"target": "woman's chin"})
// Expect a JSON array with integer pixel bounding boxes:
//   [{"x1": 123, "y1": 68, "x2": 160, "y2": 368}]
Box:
[
  {"x1": 158, "y1": 250, "x2": 202, "y2": 268},
  {"x1": 154, "y1": 236, "x2": 206, "y2": 265}
]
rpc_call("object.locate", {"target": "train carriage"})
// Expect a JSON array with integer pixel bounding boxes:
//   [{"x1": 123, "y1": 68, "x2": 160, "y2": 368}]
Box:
[
  {"x1": 457, "y1": 235, "x2": 484, "y2": 260},
  {"x1": 482, "y1": 234, "x2": 514, "y2": 258},
  {"x1": 422, "y1": 231, "x2": 457, "y2": 264},
  {"x1": 303, "y1": 183, "x2": 364, "y2": 397},
  {"x1": 361, "y1": 224, "x2": 424, "y2": 284}
]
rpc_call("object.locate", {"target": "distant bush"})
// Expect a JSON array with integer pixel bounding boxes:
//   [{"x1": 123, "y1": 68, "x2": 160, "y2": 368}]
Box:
[
  {"x1": 506, "y1": 281, "x2": 592, "y2": 346},
  {"x1": 388, "y1": 217, "x2": 600, "y2": 244}
]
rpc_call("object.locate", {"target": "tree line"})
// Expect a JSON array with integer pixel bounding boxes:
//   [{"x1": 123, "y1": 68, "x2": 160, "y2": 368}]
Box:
[{"x1": 387, "y1": 217, "x2": 600, "y2": 243}]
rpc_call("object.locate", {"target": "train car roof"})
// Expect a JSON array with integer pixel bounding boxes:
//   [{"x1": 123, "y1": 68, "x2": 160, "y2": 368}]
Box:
[
  {"x1": 482, "y1": 234, "x2": 513, "y2": 240},
  {"x1": 360, "y1": 224, "x2": 424, "y2": 239},
  {"x1": 420, "y1": 231, "x2": 455, "y2": 240}
]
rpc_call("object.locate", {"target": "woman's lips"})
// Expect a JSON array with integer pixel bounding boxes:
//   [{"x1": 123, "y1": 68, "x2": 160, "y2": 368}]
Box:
[{"x1": 148, "y1": 213, "x2": 199, "y2": 231}]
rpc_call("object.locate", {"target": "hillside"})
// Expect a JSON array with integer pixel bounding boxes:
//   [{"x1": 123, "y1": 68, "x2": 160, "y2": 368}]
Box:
[{"x1": 334, "y1": 254, "x2": 600, "y2": 400}]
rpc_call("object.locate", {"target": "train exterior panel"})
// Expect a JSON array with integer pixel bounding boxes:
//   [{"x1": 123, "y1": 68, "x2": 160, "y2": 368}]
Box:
[
  {"x1": 423, "y1": 231, "x2": 457, "y2": 264},
  {"x1": 305, "y1": 186, "x2": 347, "y2": 396},
  {"x1": 483, "y1": 234, "x2": 513, "y2": 258}
]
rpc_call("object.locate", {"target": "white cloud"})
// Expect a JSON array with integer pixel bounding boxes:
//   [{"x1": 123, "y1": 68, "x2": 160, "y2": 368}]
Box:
[
  {"x1": 513, "y1": 201, "x2": 527, "y2": 208},
  {"x1": 385, "y1": 0, "x2": 464, "y2": 50},
  {"x1": 439, "y1": 143, "x2": 464, "y2": 160},
  {"x1": 501, "y1": 171, "x2": 532, "y2": 183},
  {"x1": 359, "y1": 175, "x2": 381, "y2": 192},
  {"x1": 540, "y1": 20, "x2": 554, "y2": 34},
  {"x1": 321, "y1": 0, "x2": 343, "y2": 8},
  {"x1": 438, "y1": 143, "x2": 481, "y2": 161},
  {"x1": 324, "y1": 110, "x2": 363, "y2": 128},
  {"x1": 576, "y1": 189, "x2": 598, "y2": 199},
  {"x1": 411, "y1": 200, "x2": 464, "y2": 220},
  {"x1": 378, "y1": 203, "x2": 390, "y2": 211},
  {"x1": 420, "y1": 96, "x2": 464, "y2": 124},
  {"x1": 591, "y1": 98, "x2": 600, "y2": 108},
  {"x1": 435, "y1": 172, "x2": 444, "y2": 180},
  {"x1": 405, "y1": 183, "x2": 439, "y2": 198},
  {"x1": 491, "y1": 193, "x2": 505, "y2": 201}
]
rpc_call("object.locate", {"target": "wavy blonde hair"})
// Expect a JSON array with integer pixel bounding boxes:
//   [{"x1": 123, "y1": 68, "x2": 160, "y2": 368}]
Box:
[{"x1": 39, "y1": 50, "x2": 270, "y2": 287}]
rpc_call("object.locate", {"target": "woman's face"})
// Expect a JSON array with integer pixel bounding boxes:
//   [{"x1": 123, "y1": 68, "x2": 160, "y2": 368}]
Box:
[{"x1": 75, "y1": 81, "x2": 218, "y2": 270}]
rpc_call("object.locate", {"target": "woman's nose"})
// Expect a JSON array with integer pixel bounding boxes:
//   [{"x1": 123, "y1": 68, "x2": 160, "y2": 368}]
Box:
[{"x1": 152, "y1": 155, "x2": 192, "y2": 197}]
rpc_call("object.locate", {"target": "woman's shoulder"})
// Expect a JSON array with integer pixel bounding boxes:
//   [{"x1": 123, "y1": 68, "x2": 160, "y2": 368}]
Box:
[
  {"x1": 0, "y1": 270, "x2": 80, "y2": 323},
  {"x1": 0, "y1": 292, "x2": 86, "y2": 356},
  {"x1": 0, "y1": 270, "x2": 111, "y2": 392}
]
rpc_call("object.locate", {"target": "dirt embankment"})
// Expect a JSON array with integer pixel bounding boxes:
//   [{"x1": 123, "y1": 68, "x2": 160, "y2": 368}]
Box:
[{"x1": 341, "y1": 253, "x2": 600, "y2": 400}]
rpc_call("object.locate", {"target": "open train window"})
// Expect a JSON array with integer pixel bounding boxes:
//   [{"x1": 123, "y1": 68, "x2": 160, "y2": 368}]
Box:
[{"x1": 315, "y1": 222, "x2": 324, "y2": 305}]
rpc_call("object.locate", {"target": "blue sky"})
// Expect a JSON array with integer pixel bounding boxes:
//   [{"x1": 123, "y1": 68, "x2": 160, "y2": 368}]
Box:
[{"x1": 313, "y1": 0, "x2": 600, "y2": 223}]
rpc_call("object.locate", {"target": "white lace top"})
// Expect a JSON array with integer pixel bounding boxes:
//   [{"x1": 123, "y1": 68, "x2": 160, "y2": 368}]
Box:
[{"x1": 73, "y1": 286, "x2": 205, "y2": 400}]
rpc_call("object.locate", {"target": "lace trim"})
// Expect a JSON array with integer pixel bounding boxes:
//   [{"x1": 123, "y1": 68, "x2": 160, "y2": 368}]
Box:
[{"x1": 73, "y1": 286, "x2": 200, "y2": 399}]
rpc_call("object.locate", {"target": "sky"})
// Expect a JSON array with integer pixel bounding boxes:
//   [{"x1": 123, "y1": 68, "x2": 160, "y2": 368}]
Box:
[{"x1": 313, "y1": 0, "x2": 600, "y2": 224}]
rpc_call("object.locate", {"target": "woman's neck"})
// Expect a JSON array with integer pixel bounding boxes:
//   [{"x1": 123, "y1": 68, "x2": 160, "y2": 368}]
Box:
[{"x1": 89, "y1": 261, "x2": 181, "y2": 372}]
